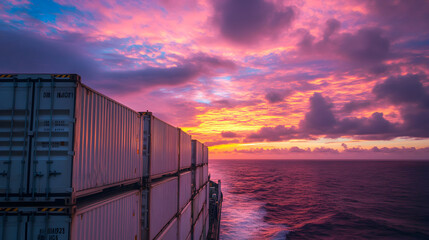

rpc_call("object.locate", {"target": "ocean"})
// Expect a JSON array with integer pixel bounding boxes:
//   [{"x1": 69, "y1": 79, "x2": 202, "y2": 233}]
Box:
[{"x1": 209, "y1": 160, "x2": 429, "y2": 240}]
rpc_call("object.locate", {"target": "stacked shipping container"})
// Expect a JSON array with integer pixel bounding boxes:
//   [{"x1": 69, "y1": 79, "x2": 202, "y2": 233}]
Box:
[{"x1": 0, "y1": 74, "x2": 211, "y2": 240}]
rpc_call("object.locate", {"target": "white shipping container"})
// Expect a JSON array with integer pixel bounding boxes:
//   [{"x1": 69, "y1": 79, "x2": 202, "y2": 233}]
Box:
[
  {"x1": 191, "y1": 140, "x2": 203, "y2": 166},
  {"x1": 198, "y1": 184, "x2": 207, "y2": 216},
  {"x1": 144, "y1": 176, "x2": 178, "y2": 240},
  {"x1": 179, "y1": 171, "x2": 192, "y2": 211},
  {"x1": 178, "y1": 202, "x2": 192, "y2": 240},
  {"x1": 193, "y1": 207, "x2": 204, "y2": 240},
  {"x1": 203, "y1": 165, "x2": 208, "y2": 183},
  {"x1": 192, "y1": 184, "x2": 206, "y2": 224},
  {"x1": 0, "y1": 190, "x2": 141, "y2": 240},
  {"x1": 72, "y1": 190, "x2": 141, "y2": 240},
  {"x1": 154, "y1": 217, "x2": 177, "y2": 240},
  {"x1": 194, "y1": 166, "x2": 203, "y2": 191},
  {"x1": 0, "y1": 74, "x2": 142, "y2": 202},
  {"x1": 206, "y1": 182, "x2": 209, "y2": 219},
  {"x1": 143, "y1": 114, "x2": 178, "y2": 178},
  {"x1": 205, "y1": 213, "x2": 209, "y2": 239},
  {"x1": 202, "y1": 145, "x2": 209, "y2": 164},
  {"x1": 179, "y1": 129, "x2": 192, "y2": 169}
]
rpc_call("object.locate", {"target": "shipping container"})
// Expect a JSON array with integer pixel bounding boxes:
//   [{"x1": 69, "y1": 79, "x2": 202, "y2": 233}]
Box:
[
  {"x1": 202, "y1": 145, "x2": 209, "y2": 164},
  {"x1": 192, "y1": 183, "x2": 207, "y2": 224},
  {"x1": 179, "y1": 129, "x2": 192, "y2": 170},
  {"x1": 191, "y1": 140, "x2": 203, "y2": 166},
  {"x1": 0, "y1": 74, "x2": 142, "y2": 203},
  {"x1": 203, "y1": 165, "x2": 208, "y2": 183},
  {"x1": 142, "y1": 176, "x2": 178, "y2": 240},
  {"x1": 179, "y1": 171, "x2": 192, "y2": 212},
  {"x1": 154, "y1": 217, "x2": 177, "y2": 240},
  {"x1": 193, "y1": 206, "x2": 204, "y2": 240},
  {"x1": 142, "y1": 113, "x2": 178, "y2": 179},
  {"x1": 205, "y1": 213, "x2": 209, "y2": 240},
  {"x1": 0, "y1": 189, "x2": 141, "y2": 240},
  {"x1": 178, "y1": 202, "x2": 192, "y2": 240},
  {"x1": 194, "y1": 166, "x2": 203, "y2": 191}
]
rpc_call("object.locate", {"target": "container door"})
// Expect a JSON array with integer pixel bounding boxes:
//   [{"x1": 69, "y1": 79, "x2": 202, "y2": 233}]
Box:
[
  {"x1": 27, "y1": 214, "x2": 70, "y2": 240},
  {"x1": 0, "y1": 80, "x2": 33, "y2": 199},
  {"x1": 29, "y1": 80, "x2": 76, "y2": 199},
  {"x1": 0, "y1": 214, "x2": 27, "y2": 240}
]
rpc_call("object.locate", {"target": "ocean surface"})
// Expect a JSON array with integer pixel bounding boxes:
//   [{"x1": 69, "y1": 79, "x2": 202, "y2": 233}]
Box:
[{"x1": 209, "y1": 160, "x2": 429, "y2": 240}]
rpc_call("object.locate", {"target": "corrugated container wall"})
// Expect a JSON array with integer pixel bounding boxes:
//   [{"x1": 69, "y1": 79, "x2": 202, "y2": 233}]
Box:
[
  {"x1": 144, "y1": 115, "x2": 178, "y2": 178},
  {"x1": 203, "y1": 145, "x2": 209, "y2": 164},
  {"x1": 146, "y1": 177, "x2": 178, "y2": 240},
  {"x1": 193, "y1": 207, "x2": 204, "y2": 240},
  {"x1": 0, "y1": 190, "x2": 141, "y2": 240},
  {"x1": 179, "y1": 129, "x2": 192, "y2": 169},
  {"x1": 178, "y1": 202, "x2": 192, "y2": 240},
  {"x1": 193, "y1": 184, "x2": 207, "y2": 224},
  {"x1": 203, "y1": 165, "x2": 208, "y2": 183},
  {"x1": 179, "y1": 171, "x2": 192, "y2": 211},
  {"x1": 0, "y1": 75, "x2": 142, "y2": 202},
  {"x1": 191, "y1": 140, "x2": 203, "y2": 166},
  {"x1": 205, "y1": 214, "x2": 209, "y2": 240},
  {"x1": 71, "y1": 190, "x2": 141, "y2": 240},
  {"x1": 154, "y1": 217, "x2": 177, "y2": 240},
  {"x1": 73, "y1": 83, "x2": 141, "y2": 194},
  {"x1": 195, "y1": 167, "x2": 203, "y2": 191}
]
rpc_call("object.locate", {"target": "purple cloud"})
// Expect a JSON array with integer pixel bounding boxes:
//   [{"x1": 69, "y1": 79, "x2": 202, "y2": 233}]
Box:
[
  {"x1": 299, "y1": 20, "x2": 390, "y2": 71},
  {"x1": 246, "y1": 92, "x2": 405, "y2": 142},
  {"x1": 365, "y1": 0, "x2": 429, "y2": 34},
  {"x1": 221, "y1": 131, "x2": 238, "y2": 138},
  {"x1": 212, "y1": 0, "x2": 296, "y2": 45},
  {"x1": 341, "y1": 100, "x2": 373, "y2": 113},
  {"x1": 300, "y1": 93, "x2": 336, "y2": 132},
  {"x1": 265, "y1": 89, "x2": 293, "y2": 103},
  {"x1": 373, "y1": 74, "x2": 429, "y2": 108},
  {"x1": 247, "y1": 125, "x2": 305, "y2": 142},
  {"x1": 0, "y1": 24, "x2": 236, "y2": 94}
]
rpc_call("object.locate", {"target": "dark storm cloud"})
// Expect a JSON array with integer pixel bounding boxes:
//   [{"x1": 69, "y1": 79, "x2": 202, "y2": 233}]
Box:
[
  {"x1": 298, "y1": 19, "x2": 390, "y2": 71},
  {"x1": 212, "y1": 0, "x2": 296, "y2": 45},
  {"x1": 0, "y1": 24, "x2": 235, "y2": 94}
]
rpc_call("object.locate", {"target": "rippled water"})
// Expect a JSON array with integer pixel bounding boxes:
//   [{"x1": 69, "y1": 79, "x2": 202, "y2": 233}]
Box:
[{"x1": 209, "y1": 160, "x2": 429, "y2": 240}]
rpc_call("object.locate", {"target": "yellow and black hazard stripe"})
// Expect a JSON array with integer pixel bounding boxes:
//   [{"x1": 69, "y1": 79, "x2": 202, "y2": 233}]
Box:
[
  {"x1": 0, "y1": 208, "x2": 18, "y2": 212},
  {"x1": 0, "y1": 74, "x2": 14, "y2": 78},
  {"x1": 52, "y1": 74, "x2": 70, "y2": 78},
  {"x1": 38, "y1": 207, "x2": 65, "y2": 212}
]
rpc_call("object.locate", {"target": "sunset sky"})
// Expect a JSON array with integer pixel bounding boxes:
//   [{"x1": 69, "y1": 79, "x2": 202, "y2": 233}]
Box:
[{"x1": 1, "y1": 0, "x2": 428, "y2": 159}]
